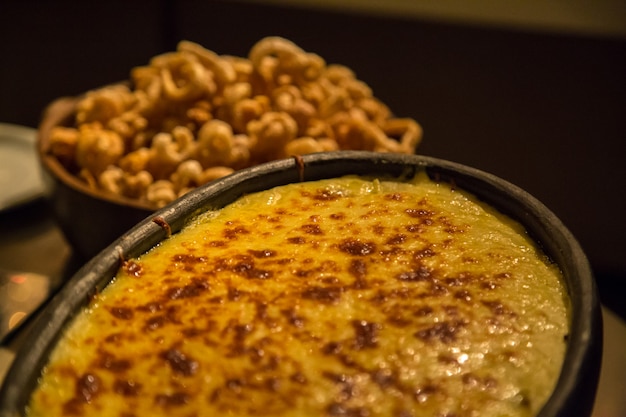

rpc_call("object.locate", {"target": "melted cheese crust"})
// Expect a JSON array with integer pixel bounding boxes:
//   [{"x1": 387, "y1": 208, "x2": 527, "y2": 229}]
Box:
[{"x1": 28, "y1": 174, "x2": 569, "y2": 417}]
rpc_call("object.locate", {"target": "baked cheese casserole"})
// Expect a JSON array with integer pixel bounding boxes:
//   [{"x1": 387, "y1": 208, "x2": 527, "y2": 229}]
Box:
[{"x1": 28, "y1": 173, "x2": 569, "y2": 417}]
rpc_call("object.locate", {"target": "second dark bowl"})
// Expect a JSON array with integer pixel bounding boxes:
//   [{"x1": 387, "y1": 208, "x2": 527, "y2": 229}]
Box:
[{"x1": 37, "y1": 96, "x2": 155, "y2": 260}]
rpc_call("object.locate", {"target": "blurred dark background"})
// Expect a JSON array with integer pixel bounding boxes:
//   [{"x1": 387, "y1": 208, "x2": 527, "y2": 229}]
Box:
[{"x1": 1, "y1": 0, "x2": 625, "y2": 316}]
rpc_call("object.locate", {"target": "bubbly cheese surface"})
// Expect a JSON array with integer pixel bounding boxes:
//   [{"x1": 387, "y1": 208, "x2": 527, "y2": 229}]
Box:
[{"x1": 28, "y1": 174, "x2": 569, "y2": 417}]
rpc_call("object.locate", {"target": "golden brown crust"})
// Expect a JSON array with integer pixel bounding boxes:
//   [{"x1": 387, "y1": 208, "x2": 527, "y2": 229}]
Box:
[{"x1": 29, "y1": 176, "x2": 568, "y2": 417}]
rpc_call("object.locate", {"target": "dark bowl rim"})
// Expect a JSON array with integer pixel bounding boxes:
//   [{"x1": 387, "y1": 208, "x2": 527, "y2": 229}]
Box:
[{"x1": 0, "y1": 150, "x2": 602, "y2": 417}]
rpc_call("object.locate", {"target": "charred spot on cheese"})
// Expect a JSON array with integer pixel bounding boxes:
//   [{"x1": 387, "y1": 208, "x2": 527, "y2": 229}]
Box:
[
  {"x1": 122, "y1": 260, "x2": 143, "y2": 277},
  {"x1": 28, "y1": 174, "x2": 569, "y2": 417},
  {"x1": 160, "y1": 348, "x2": 199, "y2": 376}
]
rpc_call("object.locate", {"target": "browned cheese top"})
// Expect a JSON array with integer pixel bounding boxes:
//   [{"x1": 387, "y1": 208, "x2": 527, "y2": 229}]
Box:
[{"x1": 28, "y1": 174, "x2": 569, "y2": 417}]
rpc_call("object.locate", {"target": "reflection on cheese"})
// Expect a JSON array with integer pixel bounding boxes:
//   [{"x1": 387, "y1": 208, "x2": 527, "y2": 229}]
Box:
[{"x1": 28, "y1": 173, "x2": 569, "y2": 417}]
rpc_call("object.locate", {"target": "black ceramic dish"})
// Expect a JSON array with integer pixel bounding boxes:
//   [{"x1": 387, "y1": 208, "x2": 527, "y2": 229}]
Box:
[{"x1": 0, "y1": 151, "x2": 602, "y2": 417}]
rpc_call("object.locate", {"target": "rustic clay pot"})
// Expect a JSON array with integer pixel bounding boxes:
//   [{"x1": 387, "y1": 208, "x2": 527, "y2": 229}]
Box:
[{"x1": 0, "y1": 151, "x2": 602, "y2": 417}]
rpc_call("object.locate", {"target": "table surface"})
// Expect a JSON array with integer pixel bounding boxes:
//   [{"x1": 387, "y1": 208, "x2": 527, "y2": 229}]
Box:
[{"x1": 0, "y1": 199, "x2": 624, "y2": 416}]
